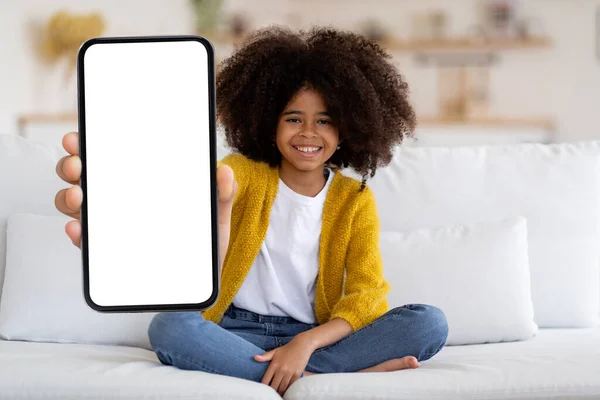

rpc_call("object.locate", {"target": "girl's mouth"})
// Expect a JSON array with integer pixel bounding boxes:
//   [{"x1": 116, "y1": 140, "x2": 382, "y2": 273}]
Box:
[{"x1": 292, "y1": 145, "x2": 323, "y2": 157}]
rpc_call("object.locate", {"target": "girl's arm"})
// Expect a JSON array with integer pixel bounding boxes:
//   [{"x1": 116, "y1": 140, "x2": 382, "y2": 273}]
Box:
[{"x1": 295, "y1": 318, "x2": 352, "y2": 350}]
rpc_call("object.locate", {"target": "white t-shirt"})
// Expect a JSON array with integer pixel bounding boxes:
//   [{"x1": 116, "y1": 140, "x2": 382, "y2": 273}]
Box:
[{"x1": 232, "y1": 169, "x2": 335, "y2": 324}]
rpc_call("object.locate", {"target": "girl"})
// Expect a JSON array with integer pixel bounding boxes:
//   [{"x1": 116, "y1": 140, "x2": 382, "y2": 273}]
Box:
[{"x1": 55, "y1": 26, "x2": 448, "y2": 396}]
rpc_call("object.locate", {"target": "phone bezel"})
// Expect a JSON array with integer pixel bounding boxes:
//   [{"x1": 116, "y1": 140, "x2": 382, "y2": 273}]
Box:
[{"x1": 77, "y1": 35, "x2": 220, "y2": 313}]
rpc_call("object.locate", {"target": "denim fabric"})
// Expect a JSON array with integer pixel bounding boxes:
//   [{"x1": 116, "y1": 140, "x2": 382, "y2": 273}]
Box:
[{"x1": 148, "y1": 304, "x2": 448, "y2": 382}]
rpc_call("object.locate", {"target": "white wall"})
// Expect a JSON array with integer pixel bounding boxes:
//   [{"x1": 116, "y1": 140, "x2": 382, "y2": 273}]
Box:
[
  {"x1": 0, "y1": 0, "x2": 196, "y2": 136},
  {"x1": 267, "y1": 0, "x2": 600, "y2": 143},
  {"x1": 1, "y1": 0, "x2": 599, "y2": 142}
]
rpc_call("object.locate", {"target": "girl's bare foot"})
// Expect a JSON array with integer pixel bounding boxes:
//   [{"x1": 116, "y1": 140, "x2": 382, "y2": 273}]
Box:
[
  {"x1": 302, "y1": 356, "x2": 419, "y2": 377},
  {"x1": 358, "y1": 356, "x2": 419, "y2": 373}
]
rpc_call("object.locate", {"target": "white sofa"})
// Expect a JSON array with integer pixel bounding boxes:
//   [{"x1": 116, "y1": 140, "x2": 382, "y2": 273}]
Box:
[{"x1": 0, "y1": 133, "x2": 599, "y2": 400}]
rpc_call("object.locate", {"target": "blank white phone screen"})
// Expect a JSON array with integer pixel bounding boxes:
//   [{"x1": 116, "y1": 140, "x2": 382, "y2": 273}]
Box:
[{"x1": 81, "y1": 39, "x2": 215, "y2": 309}]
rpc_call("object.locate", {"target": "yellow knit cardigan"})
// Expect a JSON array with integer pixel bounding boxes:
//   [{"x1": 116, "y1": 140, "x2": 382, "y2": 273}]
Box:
[{"x1": 202, "y1": 153, "x2": 390, "y2": 331}]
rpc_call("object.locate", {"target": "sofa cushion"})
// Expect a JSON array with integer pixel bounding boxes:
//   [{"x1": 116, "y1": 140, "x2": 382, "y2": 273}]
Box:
[
  {"x1": 0, "y1": 339, "x2": 281, "y2": 400},
  {"x1": 362, "y1": 142, "x2": 600, "y2": 328},
  {"x1": 0, "y1": 213, "x2": 155, "y2": 350},
  {"x1": 1, "y1": 329, "x2": 599, "y2": 400},
  {"x1": 0, "y1": 134, "x2": 67, "y2": 301},
  {"x1": 286, "y1": 328, "x2": 600, "y2": 400},
  {"x1": 380, "y1": 216, "x2": 537, "y2": 345}
]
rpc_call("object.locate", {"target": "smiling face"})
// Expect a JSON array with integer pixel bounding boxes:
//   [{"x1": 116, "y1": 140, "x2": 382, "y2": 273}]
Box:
[{"x1": 275, "y1": 88, "x2": 340, "y2": 174}]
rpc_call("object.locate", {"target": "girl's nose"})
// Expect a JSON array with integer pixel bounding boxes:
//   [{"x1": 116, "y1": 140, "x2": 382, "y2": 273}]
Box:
[{"x1": 299, "y1": 129, "x2": 318, "y2": 138}]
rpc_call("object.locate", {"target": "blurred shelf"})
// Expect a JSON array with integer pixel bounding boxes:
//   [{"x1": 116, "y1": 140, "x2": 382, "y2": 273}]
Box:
[
  {"x1": 382, "y1": 37, "x2": 552, "y2": 52},
  {"x1": 18, "y1": 113, "x2": 77, "y2": 124},
  {"x1": 199, "y1": 30, "x2": 552, "y2": 52},
  {"x1": 16, "y1": 114, "x2": 553, "y2": 131},
  {"x1": 417, "y1": 116, "x2": 555, "y2": 130},
  {"x1": 17, "y1": 113, "x2": 78, "y2": 136}
]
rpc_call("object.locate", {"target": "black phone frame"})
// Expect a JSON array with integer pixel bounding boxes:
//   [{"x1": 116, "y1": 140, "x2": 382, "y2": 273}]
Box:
[{"x1": 77, "y1": 35, "x2": 220, "y2": 313}]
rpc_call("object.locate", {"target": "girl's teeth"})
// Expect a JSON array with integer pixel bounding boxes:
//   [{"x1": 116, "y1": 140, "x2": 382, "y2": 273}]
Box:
[{"x1": 296, "y1": 146, "x2": 320, "y2": 153}]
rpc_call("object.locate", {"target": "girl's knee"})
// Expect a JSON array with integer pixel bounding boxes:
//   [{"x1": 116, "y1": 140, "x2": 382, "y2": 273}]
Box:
[
  {"x1": 390, "y1": 304, "x2": 448, "y2": 358},
  {"x1": 409, "y1": 304, "x2": 448, "y2": 359},
  {"x1": 148, "y1": 312, "x2": 206, "y2": 352},
  {"x1": 396, "y1": 304, "x2": 447, "y2": 330},
  {"x1": 423, "y1": 305, "x2": 448, "y2": 347},
  {"x1": 419, "y1": 305, "x2": 447, "y2": 329}
]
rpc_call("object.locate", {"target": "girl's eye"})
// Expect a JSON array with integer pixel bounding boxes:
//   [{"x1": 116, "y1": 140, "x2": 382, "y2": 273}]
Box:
[
  {"x1": 286, "y1": 118, "x2": 301, "y2": 123},
  {"x1": 318, "y1": 119, "x2": 332, "y2": 125}
]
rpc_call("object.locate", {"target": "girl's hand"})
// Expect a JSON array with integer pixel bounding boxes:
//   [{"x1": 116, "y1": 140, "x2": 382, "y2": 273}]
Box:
[
  {"x1": 255, "y1": 336, "x2": 315, "y2": 395},
  {"x1": 54, "y1": 132, "x2": 83, "y2": 246},
  {"x1": 54, "y1": 132, "x2": 237, "y2": 270}
]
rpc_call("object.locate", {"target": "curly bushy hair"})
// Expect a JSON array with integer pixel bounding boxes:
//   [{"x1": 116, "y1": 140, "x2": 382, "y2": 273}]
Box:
[{"x1": 216, "y1": 26, "x2": 417, "y2": 179}]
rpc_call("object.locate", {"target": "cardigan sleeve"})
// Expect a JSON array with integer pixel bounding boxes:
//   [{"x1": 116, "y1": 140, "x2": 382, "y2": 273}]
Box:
[{"x1": 329, "y1": 186, "x2": 391, "y2": 331}]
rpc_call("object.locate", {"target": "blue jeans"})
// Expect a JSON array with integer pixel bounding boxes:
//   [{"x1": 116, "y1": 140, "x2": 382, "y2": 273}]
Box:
[{"x1": 148, "y1": 304, "x2": 448, "y2": 382}]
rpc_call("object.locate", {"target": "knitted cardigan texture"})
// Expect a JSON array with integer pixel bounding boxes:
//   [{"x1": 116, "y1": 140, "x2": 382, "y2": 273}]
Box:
[{"x1": 203, "y1": 153, "x2": 390, "y2": 330}]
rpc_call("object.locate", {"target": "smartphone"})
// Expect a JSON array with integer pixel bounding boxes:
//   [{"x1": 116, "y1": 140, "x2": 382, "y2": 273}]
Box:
[{"x1": 77, "y1": 35, "x2": 219, "y2": 313}]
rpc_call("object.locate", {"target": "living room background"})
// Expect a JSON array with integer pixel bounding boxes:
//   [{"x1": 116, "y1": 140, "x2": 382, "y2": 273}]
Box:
[{"x1": 1, "y1": 0, "x2": 599, "y2": 147}]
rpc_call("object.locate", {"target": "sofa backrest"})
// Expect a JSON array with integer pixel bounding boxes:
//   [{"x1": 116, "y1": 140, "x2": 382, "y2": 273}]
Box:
[
  {"x1": 0, "y1": 134, "x2": 68, "y2": 299},
  {"x1": 2, "y1": 134, "x2": 598, "y2": 328},
  {"x1": 365, "y1": 142, "x2": 600, "y2": 328}
]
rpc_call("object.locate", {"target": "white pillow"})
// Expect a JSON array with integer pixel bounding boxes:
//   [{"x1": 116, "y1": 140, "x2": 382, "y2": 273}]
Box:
[
  {"x1": 380, "y1": 216, "x2": 538, "y2": 346},
  {"x1": 365, "y1": 142, "x2": 600, "y2": 328},
  {"x1": 0, "y1": 134, "x2": 67, "y2": 300},
  {"x1": 0, "y1": 213, "x2": 155, "y2": 349}
]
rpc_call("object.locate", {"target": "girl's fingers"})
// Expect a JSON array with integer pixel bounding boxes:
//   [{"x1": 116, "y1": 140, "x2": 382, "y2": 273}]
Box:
[
  {"x1": 62, "y1": 132, "x2": 79, "y2": 156},
  {"x1": 65, "y1": 220, "x2": 82, "y2": 248},
  {"x1": 56, "y1": 155, "x2": 82, "y2": 184},
  {"x1": 55, "y1": 186, "x2": 82, "y2": 218},
  {"x1": 255, "y1": 350, "x2": 275, "y2": 362},
  {"x1": 217, "y1": 165, "x2": 236, "y2": 204},
  {"x1": 270, "y1": 371, "x2": 284, "y2": 395},
  {"x1": 261, "y1": 363, "x2": 275, "y2": 386},
  {"x1": 278, "y1": 374, "x2": 293, "y2": 396}
]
